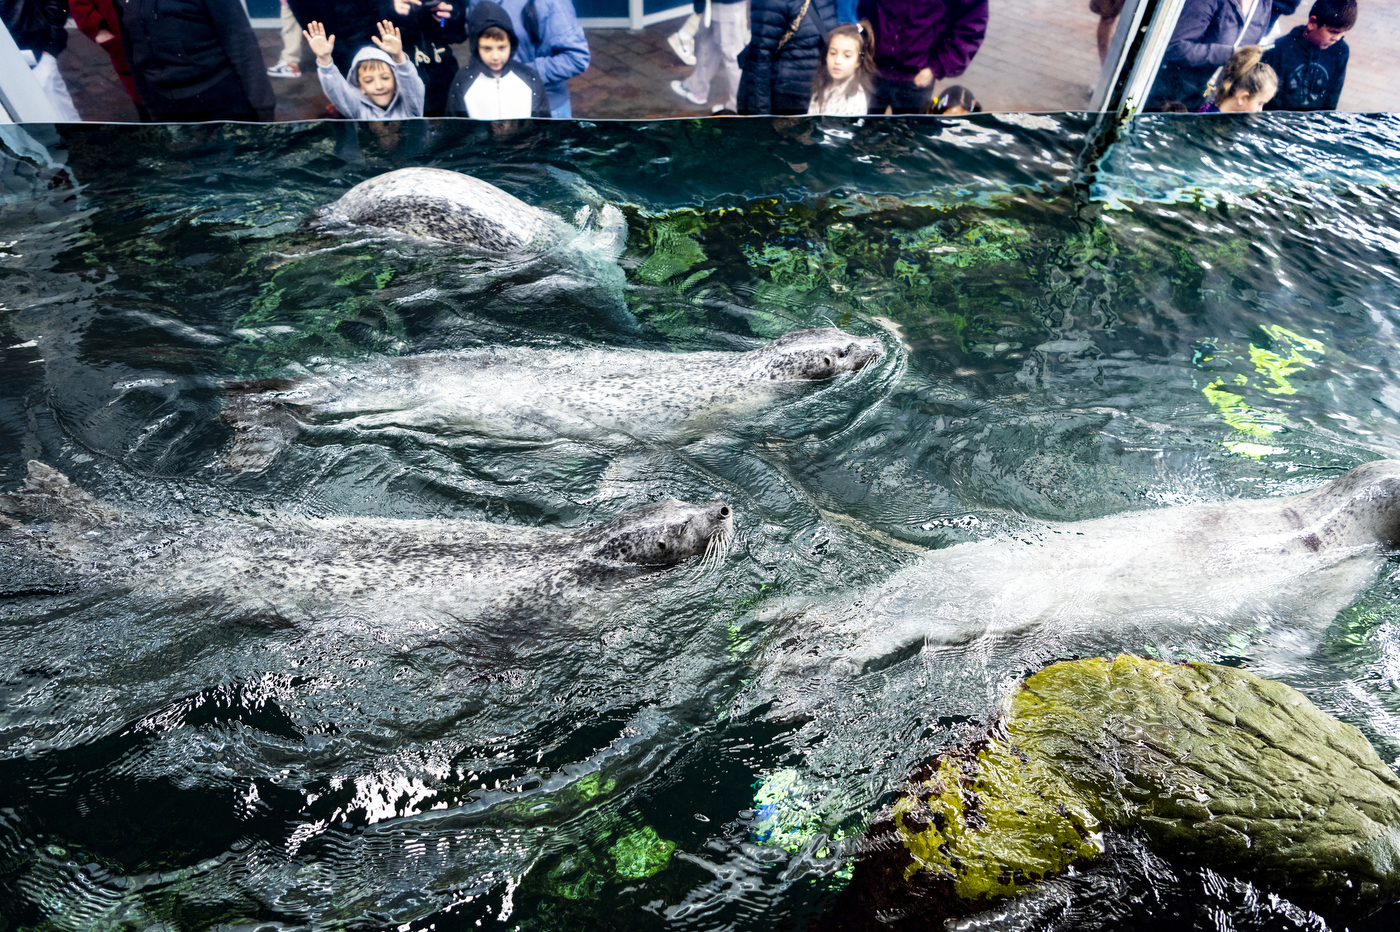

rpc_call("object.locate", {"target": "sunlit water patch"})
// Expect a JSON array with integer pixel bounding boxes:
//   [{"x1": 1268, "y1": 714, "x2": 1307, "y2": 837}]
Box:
[{"x1": 3, "y1": 114, "x2": 1400, "y2": 931}]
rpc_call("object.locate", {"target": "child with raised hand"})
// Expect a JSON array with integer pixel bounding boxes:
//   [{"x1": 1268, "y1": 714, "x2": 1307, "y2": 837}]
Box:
[
  {"x1": 305, "y1": 19, "x2": 426, "y2": 119},
  {"x1": 808, "y1": 21, "x2": 875, "y2": 116},
  {"x1": 1199, "y1": 46, "x2": 1277, "y2": 112},
  {"x1": 1262, "y1": 0, "x2": 1356, "y2": 111}
]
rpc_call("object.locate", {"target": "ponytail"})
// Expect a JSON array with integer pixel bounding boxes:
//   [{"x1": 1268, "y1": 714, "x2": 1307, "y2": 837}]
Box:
[{"x1": 1215, "y1": 45, "x2": 1278, "y2": 103}]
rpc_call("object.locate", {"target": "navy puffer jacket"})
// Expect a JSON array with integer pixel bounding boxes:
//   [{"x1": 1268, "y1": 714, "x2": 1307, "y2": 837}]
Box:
[{"x1": 738, "y1": 0, "x2": 838, "y2": 115}]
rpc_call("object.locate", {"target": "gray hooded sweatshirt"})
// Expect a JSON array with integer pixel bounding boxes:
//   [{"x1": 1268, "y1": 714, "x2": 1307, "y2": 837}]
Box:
[{"x1": 316, "y1": 44, "x2": 426, "y2": 120}]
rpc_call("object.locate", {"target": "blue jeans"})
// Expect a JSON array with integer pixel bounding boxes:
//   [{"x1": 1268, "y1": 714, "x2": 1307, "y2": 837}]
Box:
[{"x1": 551, "y1": 100, "x2": 572, "y2": 119}]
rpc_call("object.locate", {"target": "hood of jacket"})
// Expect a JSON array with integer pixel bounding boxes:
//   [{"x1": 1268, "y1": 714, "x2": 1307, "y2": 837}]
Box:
[
  {"x1": 469, "y1": 1, "x2": 519, "y2": 57},
  {"x1": 346, "y1": 44, "x2": 400, "y2": 107}
]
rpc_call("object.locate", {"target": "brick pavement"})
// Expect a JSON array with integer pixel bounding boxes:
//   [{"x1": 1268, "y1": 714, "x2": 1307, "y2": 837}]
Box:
[{"x1": 49, "y1": 3, "x2": 1400, "y2": 122}]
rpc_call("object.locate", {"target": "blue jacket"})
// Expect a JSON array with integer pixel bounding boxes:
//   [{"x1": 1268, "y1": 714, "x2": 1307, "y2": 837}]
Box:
[
  {"x1": 738, "y1": 0, "x2": 838, "y2": 115},
  {"x1": 1147, "y1": 0, "x2": 1272, "y2": 109},
  {"x1": 466, "y1": 0, "x2": 589, "y2": 114},
  {"x1": 1262, "y1": 25, "x2": 1348, "y2": 111}
]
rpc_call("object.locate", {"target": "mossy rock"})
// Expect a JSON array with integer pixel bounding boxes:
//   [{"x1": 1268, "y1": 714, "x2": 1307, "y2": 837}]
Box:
[{"x1": 820, "y1": 656, "x2": 1400, "y2": 929}]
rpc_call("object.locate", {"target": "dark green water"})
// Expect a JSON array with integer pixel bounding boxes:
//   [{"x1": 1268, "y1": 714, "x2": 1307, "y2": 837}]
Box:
[{"x1": 2, "y1": 112, "x2": 1400, "y2": 931}]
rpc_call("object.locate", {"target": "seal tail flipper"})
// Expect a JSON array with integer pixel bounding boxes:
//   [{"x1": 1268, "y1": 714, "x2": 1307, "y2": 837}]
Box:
[
  {"x1": 573, "y1": 203, "x2": 629, "y2": 263},
  {"x1": 594, "y1": 204, "x2": 628, "y2": 262},
  {"x1": 219, "y1": 378, "x2": 305, "y2": 474},
  {"x1": 0, "y1": 461, "x2": 130, "y2": 528}
]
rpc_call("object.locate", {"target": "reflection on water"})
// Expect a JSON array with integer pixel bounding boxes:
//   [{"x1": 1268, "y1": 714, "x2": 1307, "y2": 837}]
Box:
[{"x1": 3, "y1": 114, "x2": 1400, "y2": 930}]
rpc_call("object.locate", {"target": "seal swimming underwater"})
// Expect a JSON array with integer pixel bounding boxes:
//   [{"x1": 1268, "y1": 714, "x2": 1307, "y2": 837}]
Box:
[
  {"x1": 219, "y1": 327, "x2": 886, "y2": 472},
  {"x1": 754, "y1": 460, "x2": 1400, "y2": 695},
  {"x1": 320, "y1": 166, "x2": 632, "y2": 329},
  {"x1": 0, "y1": 462, "x2": 734, "y2": 638}
]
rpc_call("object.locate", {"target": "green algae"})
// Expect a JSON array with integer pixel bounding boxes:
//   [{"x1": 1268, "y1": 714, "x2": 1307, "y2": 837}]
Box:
[
  {"x1": 893, "y1": 739, "x2": 1102, "y2": 901},
  {"x1": 609, "y1": 826, "x2": 675, "y2": 880},
  {"x1": 885, "y1": 656, "x2": 1400, "y2": 918}
]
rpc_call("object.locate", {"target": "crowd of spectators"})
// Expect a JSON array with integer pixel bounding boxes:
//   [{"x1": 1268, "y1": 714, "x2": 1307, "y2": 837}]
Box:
[{"x1": 0, "y1": 0, "x2": 1367, "y2": 122}]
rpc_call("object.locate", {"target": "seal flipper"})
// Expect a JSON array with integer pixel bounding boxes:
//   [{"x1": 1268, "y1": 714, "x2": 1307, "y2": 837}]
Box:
[
  {"x1": 0, "y1": 461, "x2": 131, "y2": 529},
  {"x1": 219, "y1": 378, "x2": 306, "y2": 474},
  {"x1": 572, "y1": 203, "x2": 628, "y2": 262}
]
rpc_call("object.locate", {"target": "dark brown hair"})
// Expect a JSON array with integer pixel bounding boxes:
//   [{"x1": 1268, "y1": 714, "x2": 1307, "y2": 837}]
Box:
[
  {"x1": 1309, "y1": 0, "x2": 1358, "y2": 30},
  {"x1": 930, "y1": 85, "x2": 981, "y2": 114},
  {"x1": 479, "y1": 25, "x2": 510, "y2": 44},
  {"x1": 811, "y1": 21, "x2": 876, "y2": 103}
]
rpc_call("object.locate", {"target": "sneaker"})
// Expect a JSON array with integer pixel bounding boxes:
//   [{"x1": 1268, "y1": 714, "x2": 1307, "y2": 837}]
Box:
[
  {"x1": 670, "y1": 79, "x2": 707, "y2": 107},
  {"x1": 667, "y1": 31, "x2": 696, "y2": 67},
  {"x1": 267, "y1": 61, "x2": 302, "y2": 79}
]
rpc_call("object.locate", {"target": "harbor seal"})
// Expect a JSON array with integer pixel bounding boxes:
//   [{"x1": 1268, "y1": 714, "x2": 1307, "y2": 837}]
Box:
[
  {"x1": 754, "y1": 460, "x2": 1400, "y2": 698},
  {"x1": 219, "y1": 327, "x2": 886, "y2": 472},
  {"x1": 322, "y1": 167, "x2": 626, "y2": 257},
  {"x1": 320, "y1": 166, "x2": 632, "y2": 329},
  {"x1": 1, "y1": 462, "x2": 734, "y2": 637}
]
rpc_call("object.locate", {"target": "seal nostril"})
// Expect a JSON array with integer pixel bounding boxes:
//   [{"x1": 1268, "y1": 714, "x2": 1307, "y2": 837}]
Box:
[
  {"x1": 823, "y1": 356, "x2": 832, "y2": 366},
  {"x1": 719, "y1": 506, "x2": 731, "y2": 518}
]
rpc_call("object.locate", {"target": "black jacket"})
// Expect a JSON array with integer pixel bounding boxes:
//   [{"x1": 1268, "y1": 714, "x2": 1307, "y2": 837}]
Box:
[
  {"x1": 737, "y1": 0, "x2": 837, "y2": 115},
  {"x1": 1, "y1": 0, "x2": 68, "y2": 57},
  {"x1": 377, "y1": 0, "x2": 466, "y2": 117},
  {"x1": 286, "y1": 0, "x2": 378, "y2": 74},
  {"x1": 1262, "y1": 26, "x2": 1348, "y2": 111},
  {"x1": 120, "y1": 0, "x2": 276, "y2": 118}
]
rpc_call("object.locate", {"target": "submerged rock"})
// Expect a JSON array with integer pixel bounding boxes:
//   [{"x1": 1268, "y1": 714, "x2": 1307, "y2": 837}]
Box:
[{"x1": 820, "y1": 656, "x2": 1400, "y2": 929}]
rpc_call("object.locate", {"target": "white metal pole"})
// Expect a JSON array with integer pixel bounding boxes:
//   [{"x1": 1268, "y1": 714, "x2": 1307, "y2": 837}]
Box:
[{"x1": 0, "y1": 21, "x2": 61, "y2": 123}]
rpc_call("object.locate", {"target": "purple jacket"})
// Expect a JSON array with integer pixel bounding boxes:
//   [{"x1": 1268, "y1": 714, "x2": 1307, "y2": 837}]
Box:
[{"x1": 856, "y1": 0, "x2": 988, "y2": 82}]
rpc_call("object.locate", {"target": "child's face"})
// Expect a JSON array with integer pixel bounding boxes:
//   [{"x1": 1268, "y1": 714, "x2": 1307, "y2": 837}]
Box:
[
  {"x1": 1225, "y1": 86, "x2": 1274, "y2": 112},
  {"x1": 479, "y1": 36, "x2": 512, "y2": 73},
  {"x1": 1302, "y1": 16, "x2": 1348, "y2": 49},
  {"x1": 357, "y1": 62, "x2": 396, "y2": 107},
  {"x1": 826, "y1": 35, "x2": 861, "y2": 83}
]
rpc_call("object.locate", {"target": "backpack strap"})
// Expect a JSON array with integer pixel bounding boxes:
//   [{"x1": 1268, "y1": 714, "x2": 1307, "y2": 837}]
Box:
[{"x1": 777, "y1": 0, "x2": 814, "y2": 50}]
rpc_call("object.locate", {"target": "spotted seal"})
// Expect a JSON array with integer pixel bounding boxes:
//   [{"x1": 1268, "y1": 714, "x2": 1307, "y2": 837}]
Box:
[
  {"x1": 220, "y1": 327, "x2": 886, "y2": 472},
  {"x1": 320, "y1": 166, "x2": 631, "y2": 327},
  {"x1": 757, "y1": 460, "x2": 1400, "y2": 691},
  {"x1": 1, "y1": 462, "x2": 734, "y2": 636}
]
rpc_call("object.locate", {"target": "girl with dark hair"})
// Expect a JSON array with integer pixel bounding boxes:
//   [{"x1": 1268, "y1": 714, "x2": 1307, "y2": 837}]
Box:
[
  {"x1": 929, "y1": 83, "x2": 978, "y2": 114},
  {"x1": 808, "y1": 20, "x2": 875, "y2": 115}
]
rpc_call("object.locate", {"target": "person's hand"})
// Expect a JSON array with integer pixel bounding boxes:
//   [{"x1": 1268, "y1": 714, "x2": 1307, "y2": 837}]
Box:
[
  {"x1": 393, "y1": 0, "x2": 453, "y2": 17},
  {"x1": 94, "y1": 28, "x2": 115, "y2": 44},
  {"x1": 913, "y1": 68, "x2": 934, "y2": 88},
  {"x1": 303, "y1": 21, "x2": 336, "y2": 66},
  {"x1": 372, "y1": 20, "x2": 407, "y2": 63}
]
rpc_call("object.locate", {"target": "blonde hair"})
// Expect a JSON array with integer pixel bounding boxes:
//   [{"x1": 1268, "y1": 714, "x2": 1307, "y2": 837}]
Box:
[
  {"x1": 1216, "y1": 46, "x2": 1278, "y2": 102},
  {"x1": 356, "y1": 58, "x2": 394, "y2": 87}
]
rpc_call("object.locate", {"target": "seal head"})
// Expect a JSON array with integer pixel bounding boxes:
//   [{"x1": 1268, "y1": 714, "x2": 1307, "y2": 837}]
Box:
[
  {"x1": 748, "y1": 328, "x2": 885, "y2": 381},
  {"x1": 580, "y1": 498, "x2": 733, "y2": 567}
]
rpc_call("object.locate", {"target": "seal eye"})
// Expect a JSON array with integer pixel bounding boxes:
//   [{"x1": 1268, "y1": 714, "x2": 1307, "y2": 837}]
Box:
[
  {"x1": 719, "y1": 506, "x2": 731, "y2": 518},
  {"x1": 838, "y1": 348, "x2": 847, "y2": 358}
]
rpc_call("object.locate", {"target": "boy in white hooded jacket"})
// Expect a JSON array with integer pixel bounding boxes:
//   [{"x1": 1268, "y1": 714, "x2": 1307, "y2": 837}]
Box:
[{"x1": 304, "y1": 19, "x2": 426, "y2": 119}]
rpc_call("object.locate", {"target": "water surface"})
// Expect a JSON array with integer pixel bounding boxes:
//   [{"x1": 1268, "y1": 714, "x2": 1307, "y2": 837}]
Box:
[{"x1": 3, "y1": 113, "x2": 1400, "y2": 931}]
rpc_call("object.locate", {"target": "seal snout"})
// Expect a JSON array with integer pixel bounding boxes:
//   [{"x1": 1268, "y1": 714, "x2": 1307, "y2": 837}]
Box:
[{"x1": 590, "y1": 497, "x2": 734, "y2": 568}]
